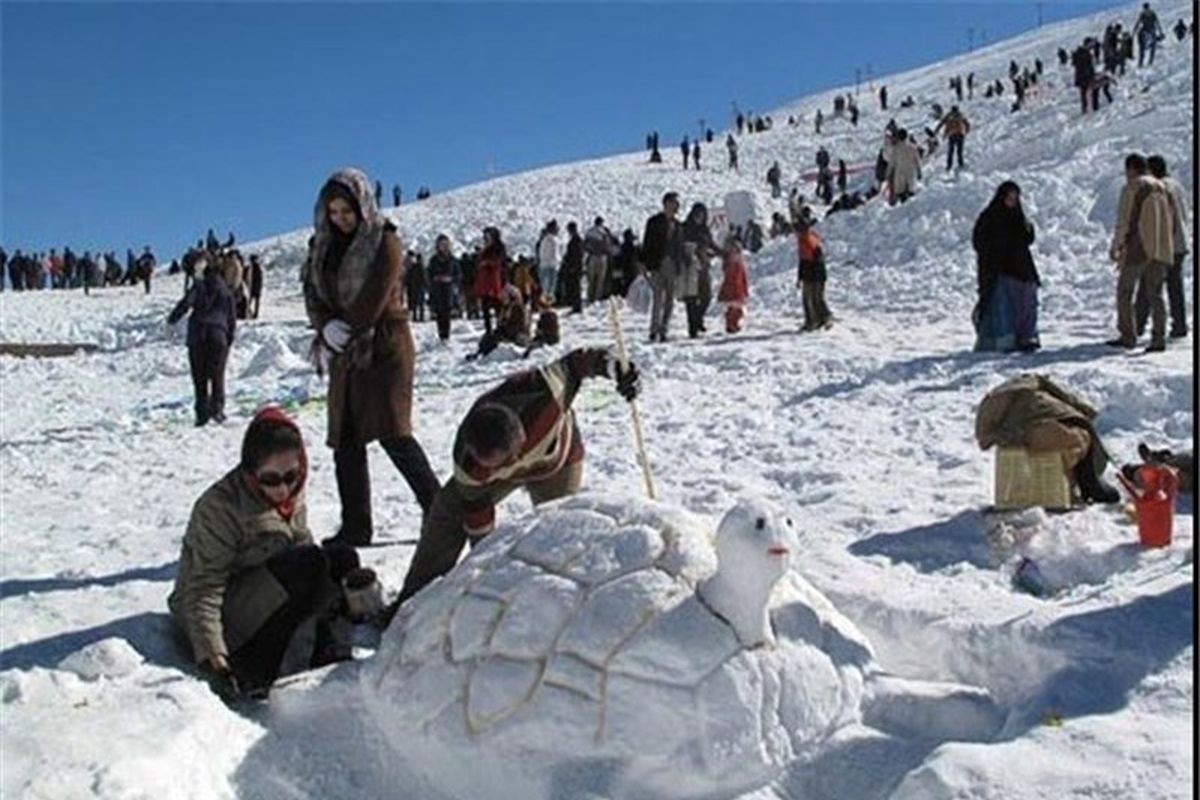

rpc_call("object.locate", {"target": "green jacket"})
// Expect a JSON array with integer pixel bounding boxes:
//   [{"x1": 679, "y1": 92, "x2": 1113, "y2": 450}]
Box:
[{"x1": 168, "y1": 469, "x2": 312, "y2": 664}]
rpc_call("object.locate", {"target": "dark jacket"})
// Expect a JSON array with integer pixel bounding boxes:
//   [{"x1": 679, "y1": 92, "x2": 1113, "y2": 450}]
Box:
[
  {"x1": 972, "y1": 197, "x2": 1040, "y2": 296},
  {"x1": 640, "y1": 212, "x2": 683, "y2": 273},
  {"x1": 169, "y1": 272, "x2": 237, "y2": 348},
  {"x1": 428, "y1": 252, "x2": 456, "y2": 285},
  {"x1": 1071, "y1": 46, "x2": 1095, "y2": 88}
]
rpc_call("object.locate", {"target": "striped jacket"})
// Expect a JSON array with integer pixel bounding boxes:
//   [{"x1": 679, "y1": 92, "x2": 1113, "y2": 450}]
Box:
[{"x1": 452, "y1": 348, "x2": 610, "y2": 536}]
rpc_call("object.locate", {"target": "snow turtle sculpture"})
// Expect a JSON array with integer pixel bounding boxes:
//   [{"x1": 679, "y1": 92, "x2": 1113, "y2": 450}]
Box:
[{"x1": 362, "y1": 495, "x2": 1002, "y2": 799}]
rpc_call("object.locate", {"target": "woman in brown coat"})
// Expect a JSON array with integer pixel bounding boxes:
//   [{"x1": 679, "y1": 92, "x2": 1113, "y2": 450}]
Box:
[{"x1": 303, "y1": 168, "x2": 440, "y2": 546}]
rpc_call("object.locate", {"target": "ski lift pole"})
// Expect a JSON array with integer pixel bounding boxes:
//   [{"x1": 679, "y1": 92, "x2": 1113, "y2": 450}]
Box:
[{"x1": 607, "y1": 296, "x2": 657, "y2": 500}]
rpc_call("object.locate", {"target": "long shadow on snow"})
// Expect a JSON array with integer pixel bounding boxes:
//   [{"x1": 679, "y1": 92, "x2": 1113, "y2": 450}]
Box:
[
  {"x1": 782, "y1": 581, "x2": 1194, "y2": 798},
  {"x1": 0, "y1": 561, "x2": 176, "y2": 601},
  {"x1": 1009, "y1": 580, "x2": 1194, "y2": 730},
  {"x1": 848, "y1": 510, "x2": 992, "y2": 573},
  {"x1": 0, "y1": 611, "x2": 188, "y2": 673},
  {"x1": 784, "y1": 342, "x2": 1114, "y2": 406}
]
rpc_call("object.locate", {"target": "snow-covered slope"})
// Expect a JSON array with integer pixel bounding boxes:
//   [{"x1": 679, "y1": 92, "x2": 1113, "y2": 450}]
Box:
[{"x1": 1, "y1": 2, "x2": 1193, "y2": 798}]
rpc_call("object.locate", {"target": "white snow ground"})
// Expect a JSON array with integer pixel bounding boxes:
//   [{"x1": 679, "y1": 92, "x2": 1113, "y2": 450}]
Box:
[{"x1": 1, "y1": 2, "x2": 1194, "y2": 798}]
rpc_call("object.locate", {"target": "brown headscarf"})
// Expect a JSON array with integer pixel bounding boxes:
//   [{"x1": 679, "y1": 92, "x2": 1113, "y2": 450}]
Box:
[{"x1": 306, "y1": 167, "x2": 387, "y2": 311}]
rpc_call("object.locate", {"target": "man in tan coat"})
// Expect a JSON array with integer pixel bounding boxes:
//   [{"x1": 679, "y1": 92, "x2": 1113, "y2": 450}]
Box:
[{"x1": 1109, "y1": 152, "x2": 1175, "y2": 351}]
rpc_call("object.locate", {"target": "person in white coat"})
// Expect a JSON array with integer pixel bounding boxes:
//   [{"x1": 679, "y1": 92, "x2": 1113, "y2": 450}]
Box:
[
  {"x1": 886, "y1": 129, "x2": 922, "y2": 205},
  {"x1": 537, "y1": 220, "x2": 561, "y2": 305}
]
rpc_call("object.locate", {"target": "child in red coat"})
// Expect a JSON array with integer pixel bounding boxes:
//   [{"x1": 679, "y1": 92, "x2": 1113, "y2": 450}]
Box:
[{"x1": 718, "y1": 238, "x2": 749, "y2": 333}]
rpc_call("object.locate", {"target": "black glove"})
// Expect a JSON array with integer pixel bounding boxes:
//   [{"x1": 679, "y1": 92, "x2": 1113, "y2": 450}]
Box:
[
  {"x1": 614, "y1": 360, "x2": 641, "y2": 402},
  {"x1": 201, "y1": 657, "x2": 241, "y2": 702}
]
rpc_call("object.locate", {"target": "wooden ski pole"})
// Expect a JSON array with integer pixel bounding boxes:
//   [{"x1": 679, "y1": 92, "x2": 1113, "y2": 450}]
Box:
[{"x1": 607, "y1": 296, "x2": 657, "y2": 500}]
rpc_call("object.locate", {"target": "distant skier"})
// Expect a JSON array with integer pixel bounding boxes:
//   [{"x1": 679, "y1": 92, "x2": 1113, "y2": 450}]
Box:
[{"x1": 836, "y1": 159, "x2": 848, "y2": 193}]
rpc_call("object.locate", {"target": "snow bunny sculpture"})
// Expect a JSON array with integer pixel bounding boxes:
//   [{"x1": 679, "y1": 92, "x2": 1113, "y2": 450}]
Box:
[{"x1": 362, "y1": 495, "x2": 1002, "y2": 800}]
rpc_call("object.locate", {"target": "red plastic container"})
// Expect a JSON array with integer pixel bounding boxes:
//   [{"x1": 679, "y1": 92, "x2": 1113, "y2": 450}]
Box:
[{"x1": 1129, "y1": 465, "x2": 1180, "y2": 549}]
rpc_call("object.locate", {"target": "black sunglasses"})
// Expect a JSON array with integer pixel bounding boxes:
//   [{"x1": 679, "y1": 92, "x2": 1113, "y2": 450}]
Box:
[{"x1": 256, "y1": 468, "x2": 300, "y2": 488}]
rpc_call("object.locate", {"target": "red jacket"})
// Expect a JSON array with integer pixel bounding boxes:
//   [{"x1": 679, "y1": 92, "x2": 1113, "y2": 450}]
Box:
[
  {"x1": 473, "y1": 252, "x2": 505, "y2": 300},
  {"x1": 718, "y1": 253, "x2": 749, "y2": 304}
]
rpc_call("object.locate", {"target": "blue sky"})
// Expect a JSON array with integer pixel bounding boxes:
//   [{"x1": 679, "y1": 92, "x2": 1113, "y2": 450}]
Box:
[{"x1": 2, "y1": 1, "x2": 1128, "y2": 261}]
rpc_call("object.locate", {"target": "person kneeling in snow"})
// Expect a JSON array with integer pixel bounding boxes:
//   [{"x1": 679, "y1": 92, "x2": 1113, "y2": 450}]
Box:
[
  {"x1": 168, "y1": 408, "x2": 379, "y2": 699},
  {"x1": 975, "y1": 375, "x2": 1119, "y2": 506},
  {"x1": 394, "y1": 348, "x2": 640, "y2": 608}
]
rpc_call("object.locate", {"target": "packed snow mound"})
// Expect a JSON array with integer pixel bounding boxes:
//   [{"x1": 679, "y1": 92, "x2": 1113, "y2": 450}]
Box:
[
  {"x1": 360, "y1": 494, "x2": 1002, "y2": 800},
  {"x1": 361, "y1": 495, "x2": 871, "y2": 799},
  {"x1": 0, "y1": 656, "x2": 263, "y2": 800}
]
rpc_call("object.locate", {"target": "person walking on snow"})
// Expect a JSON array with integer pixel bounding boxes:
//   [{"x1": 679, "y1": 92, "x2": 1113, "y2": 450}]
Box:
[
  {"x1": 795, "y1": 207, "x2": 831, "y2": 330},
  {"x1": 692, "y1": 140, "x2": 702, "y2": 170},
  {"x1": 428, "y1": 235, "x2": 457, "y2": 343},
  {"x1": 474, "y1": 226, "x2": 508, "y2": 332},
  {"x1": 972, "y1": 181, "x2": 1041, "y2": 353},
  {"x1": 886, "y1": 129, "x2": 922, "y2": 205},
  {"x1": 879, "y1": 85, "x2": 888, "y2": 110},
  {"x1": 537, "y1": 220, "x2": 561, "y2": 305},
  {"x1": 726, "y1": 134, "x2": 739, "y2": 171},
  {"x1": 643, "y1": 192, "x2": 684, "y2": 343},
  {"x1": 935, "y1": 106, "x2": 970, "y2": 171},
  {"x1": 767, "y1": 161, "x2": 782, "y2": 198},
  {"x1": 584, "y1": 217, "x2": 614, "y2": 304},
  {"x1": 681, "y1": 136, "x2": 690, "y2": 169},
  {"x1": 718, "y1": 237, "x2": 749, "y2": 333},
  {"x1": 301, "y1": 167, "x2": 441, "y2": 546},
  {"x1": 1107, "y1": 153, "x2": 1174, "y2": 352},
  {"x1": 1136, "y1": 155, "x2": 1190, "y2": 339},
  {"x1": 1133, "y1": 2, "x2": 1163, "y2": 67},
  {"x1": 168, "y1": 261, "x2": 237, "y2": 426},
  {"x1": 393, "y1": 347, "x2": 641, "y2": 608}
]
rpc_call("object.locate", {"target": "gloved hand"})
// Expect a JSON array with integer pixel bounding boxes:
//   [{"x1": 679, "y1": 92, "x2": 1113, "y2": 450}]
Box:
[
  {"x1": 613, "y1": 359, "x2": 641, "y2": 402},
  {"x1": 322, "y1": 318, "x2": 352, "y2": 353},
  {"x1": 201, "y1": 655, "x2": 241, "y2": 701}
]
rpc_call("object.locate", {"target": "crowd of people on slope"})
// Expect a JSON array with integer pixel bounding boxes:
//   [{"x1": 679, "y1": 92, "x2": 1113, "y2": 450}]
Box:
[
  {"x1": 163, "y1": 2, "x2": 1195, "y2": 700},
  {"x1": 1, "y1": 245, "x2": 158, "y2": 294}
]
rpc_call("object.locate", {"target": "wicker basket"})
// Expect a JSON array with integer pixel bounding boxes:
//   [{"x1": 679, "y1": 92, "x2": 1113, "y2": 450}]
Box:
[{"x1": 994, "y1": 446, "x2": 1073, "y2": 511}]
